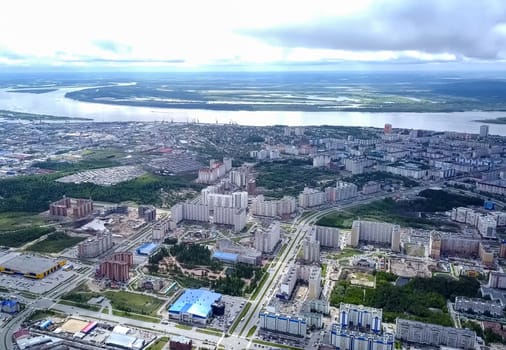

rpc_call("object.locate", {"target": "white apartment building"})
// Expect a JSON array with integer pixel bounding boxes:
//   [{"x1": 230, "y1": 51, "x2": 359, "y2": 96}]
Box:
[
  {"x1": 331, "y1": 325, "x2": 394, "y2": 350},
  {"x1": 78, "y1": 232, "x2": 113, "y2": 258},
  {"x1": 207, "y1": 191, "x2": 248, "y2": 210},
  {"x1": 350, "y1": 220, "x2": 401, "y2": 252},
  {"x1": 326, "y1": 181, "x2": 358, "y2": 202},
  {"x1": 454, "y1": 297, "x2": 503, "y2": 317},
  {"x1": 250, "y1": 195, "x2": 297, "y2": 217},
  {"x1": 254, "y1": 222, "x2": 281, "y2": 253},
  {"x1": 395, "y1": 318, "x2": 475, "y2": 350},
  {"x1": 298, "y1": 187, "x2": 326, "y2": 208},
  {"x1": 313, "y1": 155, "x2": 331, "y2": 167},
  {"x1": 344, "y1": 158, "x2": 370, "y2": 175},
  {"x1": 339, "y1": 303, "x2": 382, "y2": 332},
  {"x1": 477, "y1": 215, "x2": 497, "y2": 238},
  {"x1": 213, "y1": 207, "x2": 246, "y2": 232},
  {"x1": 488, "y1": 271, "x2": 506, "y2": 289},
  {"x1": 302, "y1": 236, "x2": 320, "y2": 263},
  {"x1": 314, "y1": 225, "x2": 340, "y2": 248},
  {"x1": 308, "y1": 266, "x2": 322, "y2": 299},
  {"x1": 258, "y1": 312, "x2": 307, "y2": 337}
]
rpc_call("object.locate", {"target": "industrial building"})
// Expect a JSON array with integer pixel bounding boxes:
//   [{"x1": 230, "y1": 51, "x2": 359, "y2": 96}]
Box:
[
  {"x1": 258, "y1": 312, "x2": 307, "y2": 337},
  {"x1": 454, "y1": 296, "x2": 503, "y2": 317},
  {"x1": 105, "y1": 332, "x2": 145, "y2": 350},
  {"x1": 395, "y1": 318, "x2": 475, "y2": 349},
  {"x1": 339, "y1": 303, "x2": 382, "y2": 333},
  {"x1": 330, "y1": 324, "x2": 394, "y2": 350},
  {"x1": 136, "y1": 242, "x2": 159, "y2": 256},
  {"x1": 1, "y1": 300, "x2": 20, "y2": 313},
  {"x1": 313, "y1": 225, "x2": 340, "y2": 248},
  {"x1": 49, "y1": 196, "x2": 94, "y2": 219},
  {"x1": 168, "y1": 289, "x2": 223, "y2": 324},
  {"x1": 255, "y1": 221, "x2": 281, "y2": 254},
  {"x1": 214, "y1": 239, "x2": 261, "y2": 265},
  {"x1": 77, "y1": 232, "x2": 113, "y2": 258},
  {"x1": 0, "y1": 254, "x2": 66, "y2": 279},
  {"x1": 350, "y1": 220, "x2": 401, "y2": 252},
  {"x1": 250, "y1": 195, "x2": 297, "y2": 218}
]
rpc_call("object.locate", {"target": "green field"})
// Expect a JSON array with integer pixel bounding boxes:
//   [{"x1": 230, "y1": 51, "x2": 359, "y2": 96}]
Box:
[
  {"x1": 104, "y1": 290, "x2": 165, "y2": 317},
  {"x1": 28, "y1": 232, "x2": 86, "y2": 253},
  {"x1": 330, "y1": 273, "x2": 479, "y2": 326},
  {"x1": 145, "y1": 337, "x2": 169, "y2": 350},
  {"x1": 0, "y1": 212, "x2": 46, "y2": 231},
  {"x1": 0, "y1": 212, "x2": 57, "y2": 248},
  {"x1": 317, "y1": 190, "x2": 480, "y2": 230}
]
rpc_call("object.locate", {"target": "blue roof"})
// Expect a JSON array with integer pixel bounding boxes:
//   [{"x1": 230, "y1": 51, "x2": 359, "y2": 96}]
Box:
[
  {"x1": 212, "y1": 251, "x2": 238, "y2": 263},
  {"x1": 136, "y1": 242, "x2": 158, "y2": 255},
  {"x1": 2, "y1": 300, "x2": 17, "y2": 307},
  {"x1": 168, "y1": 289, "x2": 222, "y2": 319}
]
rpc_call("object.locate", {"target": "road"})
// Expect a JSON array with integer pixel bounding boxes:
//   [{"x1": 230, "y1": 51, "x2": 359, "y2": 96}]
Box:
[{"x1": 0, "y1": 186, "x2": 432, "y2": 350}]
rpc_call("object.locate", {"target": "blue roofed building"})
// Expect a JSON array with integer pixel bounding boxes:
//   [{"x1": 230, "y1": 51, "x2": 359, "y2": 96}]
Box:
[
  {"x1": 168, "y1": 289, "x2": 222, "y2": 324},
  {"x1": 212, "y1": 251, "x2": 238, "y2": 264},
  {"x1": 136, "y1": 242, "x2": 159, "y2": 256},
  {"x1": 1, "y1": 300, "x2": 20, "y2": 314}
]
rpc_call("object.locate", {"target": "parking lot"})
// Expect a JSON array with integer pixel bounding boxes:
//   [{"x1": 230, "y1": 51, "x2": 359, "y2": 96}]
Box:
[
  {"x1": 208, "y1": 295, "x2": 247, "y2": 331},
  {"x1": 0, "y1": 266, "x2": 80, "y2": 294}
]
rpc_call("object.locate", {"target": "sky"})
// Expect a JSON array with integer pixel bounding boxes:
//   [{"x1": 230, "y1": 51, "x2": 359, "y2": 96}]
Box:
[{"x1": 1, "y1": 0, "x2": 506, "y2": 71}]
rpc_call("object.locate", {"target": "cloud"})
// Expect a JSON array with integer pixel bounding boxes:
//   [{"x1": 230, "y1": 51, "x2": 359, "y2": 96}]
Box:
[
  {"x1": 93, "y1": 40, "x2": 132, "y2": 54},
  {"x1": 239, "y1": 0, "x2": 506, "y2": 60}
]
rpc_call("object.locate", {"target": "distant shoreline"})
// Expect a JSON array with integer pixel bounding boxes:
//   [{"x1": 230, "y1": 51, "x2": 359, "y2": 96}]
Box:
[
  {"x1": 474, "y1": 117, "x2": 506, "y2": 124},
  {"x1": 0, "y1": 109, "x2": 92, "y2": 121}
]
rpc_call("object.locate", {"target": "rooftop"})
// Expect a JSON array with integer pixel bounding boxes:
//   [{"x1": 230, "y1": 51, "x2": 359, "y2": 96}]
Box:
[
  {"x1": 0, "y1": 255, "x2": 62, "y2": 275},
  {"x1": 168, "y1": 289, "x2": 222, "y2": 319}
]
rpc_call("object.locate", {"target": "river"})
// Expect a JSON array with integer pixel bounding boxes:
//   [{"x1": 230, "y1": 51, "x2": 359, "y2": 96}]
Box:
[{"x1": 1, "y1": 87, "x2": 506, "y2": 136}]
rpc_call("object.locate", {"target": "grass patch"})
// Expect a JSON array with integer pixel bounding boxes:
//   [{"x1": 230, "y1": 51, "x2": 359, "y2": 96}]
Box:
[
  {"x1": 145, "y1": 337, "x2": 169, "y2": 350},
  {"x1": 229, "y1": 302, "x2": 251, "y2": 334},
  {"x1": 247, "y1": 325, "x2": 257, "y2": 338},
  {"x1": 27, "y1": 309, "x2": 63, "y2": 321},
  {"x1": 255, "y1": 159, "x2": 338, "y2": 198},
  {"x1": 251, "y1": 272, "x2": 269, "y2": 300},
  {"x1": 111, "y1": 310, "x2": 161, "y2": 323},
  {"x1": 0, "y1": 212, "x2": 46, "y2": 232},
  {"x1": 330, "y1": 273, "x2": 479, "y2": 326},
  {"x1": 0, "y1": 226, "x2": 55, "y2": 248},
  {"x1": 104, "y1": 291, "x2": 164, "y2": 317},
  {"x1": 59, "y1": 299, "x2": 101, "y2": 311},
  {"x1": 331, "y1": 248, "x2": 363, "y2": 260},
  {"x1": 27, "y1": 232, "x2": 86, "y2": 253},
  {"x1": 253, "y1": 340, "x2": 303, "y2": 350},
  {"x1": 317, "y1": 190, "x2": 479, "y2": 230},
  {"x1": 197, "y1": 328, "x2": 222, "y2": 336},
  {"x1": 175, "y1": 324, "x2": 193, "y2": 330}
]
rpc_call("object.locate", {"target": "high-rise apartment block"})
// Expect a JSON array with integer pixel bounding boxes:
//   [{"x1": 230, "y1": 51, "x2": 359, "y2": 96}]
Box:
[
  {"x1": 298, "y1": 187, "x2": 326, "y2": 208},
  {"x1": 254, "y1": 222, "x2": 281, "y2": 254},
  {"x1": 395, "y1": 318, "x2": 475, "y2": 349},
  {"x1": 350, "y1": 220, "x2": 400, "y2": 252}
]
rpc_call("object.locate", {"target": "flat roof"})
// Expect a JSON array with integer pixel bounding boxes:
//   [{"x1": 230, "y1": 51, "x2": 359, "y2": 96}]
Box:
[
  {"x1": 168, "y1": 289, "x2": 221, "y2": 319},
  {"x1": 212, "y1": 251, "x2": 238, "y2": 262},
  {"x1": 0, "y1": 255, "x2": 62, "y2": 275}
]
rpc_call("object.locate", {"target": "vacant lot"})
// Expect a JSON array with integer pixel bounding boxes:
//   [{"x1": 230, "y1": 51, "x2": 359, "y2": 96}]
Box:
[
  {"x1": 104, "y1": 290, "x2": 165, "y2": 316},
  {"x1": 28, "y1": 232, "x2": 86, "y2": 253}
]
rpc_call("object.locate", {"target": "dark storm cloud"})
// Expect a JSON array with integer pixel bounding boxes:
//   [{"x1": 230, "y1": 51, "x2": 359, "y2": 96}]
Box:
[
  {"x1": 240, "y1": 0, "x2": 506, "y2": 60},
  {"x1": 93, "y1": 40, "x2": 132, "y2": 54}
]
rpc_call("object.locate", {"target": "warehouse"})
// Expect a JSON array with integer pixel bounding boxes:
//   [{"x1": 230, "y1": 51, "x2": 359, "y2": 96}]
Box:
[
  {"x1": 136, "y1": 242, "x2": 159, "y2": 256},
  {"x1": 168, "y1": 289, "x2": 222, "y2": 324},
  {"x1": 0, "y1": 254, "x2": 66, "y2": 279}
]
